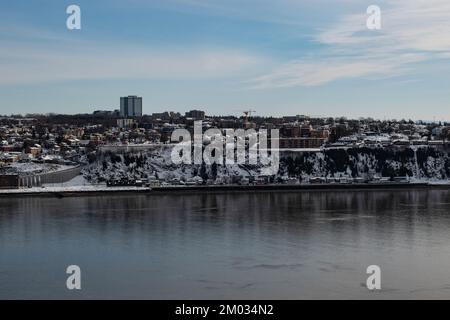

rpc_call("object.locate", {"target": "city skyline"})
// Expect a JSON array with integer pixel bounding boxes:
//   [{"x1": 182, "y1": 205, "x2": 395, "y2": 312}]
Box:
[{"x1": 0, "y1": 0, "x2": 450, "y2": 120}]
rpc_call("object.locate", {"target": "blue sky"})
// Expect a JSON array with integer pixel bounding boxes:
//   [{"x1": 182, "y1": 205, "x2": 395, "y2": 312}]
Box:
[{"x1": 0, "y1": 0, "x2": 449, "y2": 120}]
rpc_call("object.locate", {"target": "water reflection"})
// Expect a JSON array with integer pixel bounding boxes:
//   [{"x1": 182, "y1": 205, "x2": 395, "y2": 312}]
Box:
[{"x1": 1, "y1": 189, "x2": 450, "y2": 299}]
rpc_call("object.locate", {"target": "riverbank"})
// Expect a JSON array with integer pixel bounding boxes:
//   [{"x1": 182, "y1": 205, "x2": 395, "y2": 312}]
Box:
[{"x1": 1, "y1": 181, "x2": 449, "y2": 197}]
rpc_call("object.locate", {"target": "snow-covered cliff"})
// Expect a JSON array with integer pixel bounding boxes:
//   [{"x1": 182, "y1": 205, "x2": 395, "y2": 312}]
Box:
[{"x1": 82, "y1": 146, "x2": 450, "y2": 183}]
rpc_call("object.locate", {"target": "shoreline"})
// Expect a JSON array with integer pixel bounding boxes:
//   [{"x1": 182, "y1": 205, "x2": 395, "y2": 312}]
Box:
[{"x1": 0, "y1": 182, "x2": 449, "y2": 198}]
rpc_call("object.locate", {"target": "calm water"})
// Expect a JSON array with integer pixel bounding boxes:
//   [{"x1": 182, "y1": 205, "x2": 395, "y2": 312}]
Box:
[{"x1": 1, "y1": 189, "x2": 450, "y2": 299}]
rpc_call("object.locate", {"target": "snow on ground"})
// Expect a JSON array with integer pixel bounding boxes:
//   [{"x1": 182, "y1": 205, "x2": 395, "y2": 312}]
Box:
[
  {"x1": 43, "y1": 174, "x2": 91, "y2": 187},
  {"x1": 1, "y1": 162, "x2": 76, "y2": 174},
  {"x1": 0, "y1": 173, "x2": 150, "y2": 194},
  {"x1": 426, "y1": 180, "x2": 450, "y2": 185},
  {"x1": 0, "y1": 185, "x2": 148, "y2": 194}
]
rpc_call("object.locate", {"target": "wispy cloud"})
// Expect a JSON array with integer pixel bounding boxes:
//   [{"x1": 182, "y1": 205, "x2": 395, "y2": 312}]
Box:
[
  {"x1": 0, "y1": 32, "x2": 265, "y2": 85},
  {"x1": 250, "y1": 0, "x2": 450, "y2": 88},
  {"x1": 2, "y1": 0, "x2": 450, "y2": 90},
  {"x1": 248, "y1": 53, "x2": 425, "y2": 88}
]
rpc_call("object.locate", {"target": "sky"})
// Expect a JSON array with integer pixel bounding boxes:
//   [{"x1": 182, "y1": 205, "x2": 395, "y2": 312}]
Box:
[{"x1": 0, "y1": 0, "x2": 449, "y2": 120}]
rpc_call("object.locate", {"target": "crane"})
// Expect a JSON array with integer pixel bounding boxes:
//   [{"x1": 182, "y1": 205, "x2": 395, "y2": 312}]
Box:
[
  {"x1": 241, "y1": 110, "x2": 256, "y2": 129},
  {"x1": 242, "y1": 109, "x2": 256, "y2": 117}
]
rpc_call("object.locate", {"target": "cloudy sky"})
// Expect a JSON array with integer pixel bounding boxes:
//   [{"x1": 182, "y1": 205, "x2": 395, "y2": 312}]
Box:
[{"x1": 0, "y1": 0, "x2": 449, "y2": 120}]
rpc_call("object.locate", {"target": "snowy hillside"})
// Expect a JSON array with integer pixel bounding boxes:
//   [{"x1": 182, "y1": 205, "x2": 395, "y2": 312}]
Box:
[
  {"x1": 280, "y1": 147, "x2": 450, "y2": 181},
  {"x1": 82, "y1": 146, "x2": 450, "y2": 183}
]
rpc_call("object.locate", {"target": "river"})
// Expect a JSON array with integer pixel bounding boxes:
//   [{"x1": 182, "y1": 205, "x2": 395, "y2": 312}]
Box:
[{"x1": 1, "y1": 189, "x2": 450, "y2": 299}]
